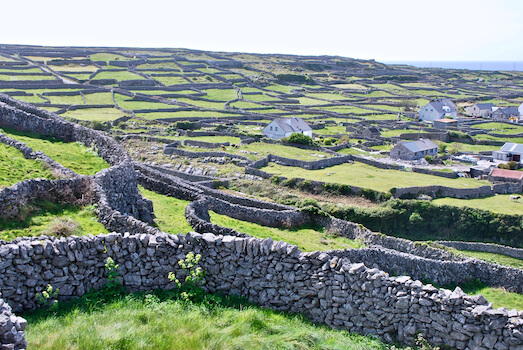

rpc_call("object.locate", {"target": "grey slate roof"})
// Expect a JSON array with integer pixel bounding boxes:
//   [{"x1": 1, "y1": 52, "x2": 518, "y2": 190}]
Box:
[
  {"x1": 273, "y1": 117, "x2": 311, "y2": 133},
  {"x1": 476, "y1": 103, "x2": 495, "y2": 110},
  {"x1": 500, "y1": 142, "x2": 523, "y2": 154},
  {"x1": 428, "y1": 99, "x2": 457, "y2": 114},
  {"x1": 401, "y1": 139, "x2": 438, "y2": 153},
  {"x1": 499, "y1": 107, "x2": 519, "y2": 115}
]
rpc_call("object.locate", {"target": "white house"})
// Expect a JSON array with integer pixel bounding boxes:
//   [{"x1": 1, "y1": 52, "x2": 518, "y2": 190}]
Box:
[
  {"x1": 465, "y1": 103, "x2": 495, "y2": 118},
  {"x1": 418, "y1": 99, "x2": 457, "y2": 121},
  {"x1": 262, "y1": 117, "x2": 312, "y2": 140},
  {"x1": 493, "y1": 142, "x2": 523, "y2": 164},
  {"x1": 390, "y1": 139, "x2": 438, "y2": 161},
  {"x1": 519, "y1": 102, "x2": 523, "y2": 117}
]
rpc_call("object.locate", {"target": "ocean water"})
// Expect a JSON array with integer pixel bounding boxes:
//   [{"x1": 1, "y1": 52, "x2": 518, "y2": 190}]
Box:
[{"x1": 383, "y1": 61, "x2": 523, "y2": 72}]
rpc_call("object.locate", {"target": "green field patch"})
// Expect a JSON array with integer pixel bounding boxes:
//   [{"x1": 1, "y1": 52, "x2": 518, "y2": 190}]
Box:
[
  {"x1": 175, "y1": 98, "x2": 225, "y2": 109},
  {"x1": 360, "y1": 114, "x2": 399, "y2": 121},
  {"x1": 92, "y1": 70, "x2": 146, "y2": 81},
  {"x1": 0, "y1": 128, "x2": 110, "y2": 175},
  {"x1": 174, "y1": 135, "x2": 243, "y2": 144},
  {"x1": 62, "y1": 73, "x2": 92, "y2": 81},
  {"x1": 265, "y1": 84, "x2": 300, "y2": 93},
  {"x1": 137, "y1": 62, "x2": 180, "y2": 70},
  {"x1": 14, "y1": 95, "x2": 49, "y2": 104},
  {"x1": 0, "y1": 74, "x2": 57, "y2": 81},
  {"x1": 210, "y1": 211, "x2": 364, "y2": 252},
  {"x1": 380, "y1": 129, "x2": 424, "y2": 137},
  {"x1": 0, "y1": 67, "x2": 44, "y2": 73},
  {"x1": 471, "y1": 122, "x2": 523, "y2": 135},
  {"x1": 135, "y1": 111, "x2": 242, "y2": 120},
  {"x1": 457, "y1": 250, "x2": 523, "y2": 269},
  {"x1": 153, "y1": 75, "x2": 190, "y2": 85},
  {"x1": 196, "y1": 67, "x2": 223, "y2": 74},
  {"x1": 83, "y1": 92, "x2": 115, "y2": 105},
  {"x1": 53, "y1": 65, "x2": 99, "y2": 73},
  {"x1": 138, "y1": 186, "x2": 192, "y2": 234},
  {"x1": 202, "y1": 88, "x2": 238, "y2": 101},
  {"x1": 296, "y1": 97, "x2": 331, "y2": 105},
  {"x1": 312, "y1": 125, "x2": 348, "y2": 135},
  {"x1": 89, "y1": 53, "x2": 134, "y2": 62},
  {"x1": 114, "y1": 94, "x2": 173, "y2": 110},
  {"x1": 62, "y1": 108, "x2": 127, "y2": 122},
  {"x1": 131, "y1": 89, "x2": 198, "y2": 96},
  {"x1": 433, "y1": 194, "x2": 523, "y2": 216},
  {"x1": 318, "y1": 105, "x2": 375, "y2": 115},
  {"x1": 436, "y1": 141, "x2": 499, "y2": 153},
  {"x1": 0, "y1": 143, "x2": 55, "y2": 188},
  {"x1": 306, "y1": 92, "x2": 356, "y2": 101},
  {"x1": 330, "y1": 83, "x2": 368, "y2": 90},
  {"x1": 0, "y1": 202, "x2": 108, "y2": 241},
  {"x1": 364, "y1": 90, "x2": 394, "y2": 97},
  {"x1": 46, "y1": 94, "x2": 84, "y2": 105},
  {"x1": 230, "y1": 101, "x2": 264, "y2": 109},
  {"x1": 262, "y1": 161, "x2": 488, "y2": 192},
  {"x1": 235, "y1": 124, "x2": 264, "y2": 134},
  {"x1": 474, "y1": 134, "x2": 523, "y2": 143}
]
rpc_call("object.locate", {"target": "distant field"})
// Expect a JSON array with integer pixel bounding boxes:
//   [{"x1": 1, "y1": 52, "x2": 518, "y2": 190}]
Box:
[
  {"x1": 433, "y1": 194, "x2": 523, "y2": 215},
  {"x1": 457, "y1": 250, "x2": 523, "y2": 269},
  {"x1": 262, "y1": 161, "x2": 488, "y2": 192},
  {"x1": 471, "y1": 122, "x2": 523, "y2": 134},
  {"x1": 62, "y1": 108, "x2": 127, "y2": 122},
  {"x1": 93, "y1": 70, "x2": 146, "y2": 81}
]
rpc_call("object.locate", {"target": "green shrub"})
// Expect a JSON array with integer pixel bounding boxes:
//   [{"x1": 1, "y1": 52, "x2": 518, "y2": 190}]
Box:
[
  {"x1": 282, "y1": 133, "x2": 315, "y2": 146},
  {"x1": 90, "y1": 121, "x2": 108, "y2": 131},
  {"x1": 276, "y1": 74, "x2": 315, "y2": 84},
  {"x1": 499, "y1": 161, "x2": 518, "y2": 170}
]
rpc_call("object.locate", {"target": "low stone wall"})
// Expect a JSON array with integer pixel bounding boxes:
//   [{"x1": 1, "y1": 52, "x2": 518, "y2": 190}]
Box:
[
  {"x1": 184, "y1": 139, "x2": 230, "y2": 148},
  {"x1": 351, "y1": 155, "x2": 404, "y2": 170},
  {"x1": 267, "y1": 154, "x2": 351, "y2": 170},
  {"x1": 0, "y1": 177, "x2": 93, "y2": 221},
  {"x1": 184, "y1": 200, "x2": 246, "y2": 238},
  {"x1": 0, "y1": 232, "x2": 521, "y2": 349},
  {"x1": 411, "y1": 167, "x2": 458, "y2": 179},
  {"x1": 438, "y1": 241, "x2": 523, "y2": 260},
  {"x1": 395, "y1": 182, "x2": 523, "y2": 199},
  {"x1": 0, "y1": 298, "x2": 26, "y2": 349},
  {"x1": 164, "y1": 146, "x2": 253, "y2": 163}
]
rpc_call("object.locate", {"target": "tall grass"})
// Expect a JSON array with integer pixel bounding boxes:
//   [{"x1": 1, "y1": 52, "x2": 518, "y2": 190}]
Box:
[{"x1": 0, "y1": 143, "x2": 55, "y2": 188}]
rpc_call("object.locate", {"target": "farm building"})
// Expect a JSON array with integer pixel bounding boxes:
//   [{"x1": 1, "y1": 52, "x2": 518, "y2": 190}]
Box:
[
  {"x1": 360, "y1": 126, "x2": 381, "y2": 139},
  {"x1": 492, "y1": 107, "x2": 520, "y2": 121},
  {"x1": 390, "y1": 139, "x2": 438, "y2": 161},
  {"x1": 263, "y1": 117, "x2": 312, "y2": 140},
  {"x1": 493, "y1": 142, "x2": 523, "y2": 164},
  {"x1": 418, "y1": 99, "x2": 457, "y2": 121},
  {"x1": 519, "y1": 102, "x2": 523, "y2": 116},
  {"x1": 465, "y1": 103, "x2": 495, "y2": 118},
  {"x1": 433, "y1": 118, "x2": 458, "y2": 130},
  {"x1": 488, "y1": 168, "x2": 523, "y2": 183}
]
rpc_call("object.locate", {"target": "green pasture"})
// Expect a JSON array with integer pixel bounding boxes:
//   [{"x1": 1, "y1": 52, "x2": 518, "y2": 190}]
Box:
[
  {"x1": 0, "y1": 143, "x2": 55, "y2": 188},
  {"x1": 262, "y1": 161, "x2": 488, "y2": 192},
  {"x1": 433, "y1": 194, "x2": 523, "y2": 216},
  {"x1": 53, "y1": 65, "x2": 99, "y2": 72},
  {"x1": 45, "y1": 94, "x2": 84, "y2": 105},
  {"x1": 89, "y1": 53, "x2": 134, "y2": 62},
  {"x1": 210, "y1": 211, "x2": 364, "y2": 252},
  {"x1": 92, "y1": 70, "x2": 146, "y2": 81},
  {"x1": 135, "y1": 111, "x2": 242, "y2": 120},
  {"x1": 0, "y1": 74, "x2": 57, "y2": 81},
  {"x1": 153, "y1": 75, "x2": 191, "y2": 85},
  {"x1": 457, "y1": 250, "x2": 523, "y2": 269},
  {"x1": 62, "y1": 108, "x2": 128, "y2": 122},
  {"x1": 471, "y1": 122, "x2": 523, "y2": 135},
  {"x1": 83, "y1": 92, "x2": 115, "y2": 105}
]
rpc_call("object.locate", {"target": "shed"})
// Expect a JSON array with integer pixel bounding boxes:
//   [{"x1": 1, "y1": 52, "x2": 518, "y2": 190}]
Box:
[
  {"x1": 390, "y1": 139, "x2": 439, "y2": 161},
  {"x1": 488, "y1": 168, "x2": 523, "y2": 183},
  {"x1": 433, "y1": 118, "x2": 458, "y2": 130}
]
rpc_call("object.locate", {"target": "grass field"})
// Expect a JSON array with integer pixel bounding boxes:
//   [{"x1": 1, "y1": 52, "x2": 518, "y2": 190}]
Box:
[
  {"x1": 210, "y1": 211, "x2": 364, "y2": 252},
  {"x1": 0, "y1": 203, "x2": 108, "y2": 241},
  {"x1": 62, "y1": 107, "x2": 128, "y2": 122},
  {"x1": 262, "y1": 161, "x2": 488, "y2": 192},
  {"x1": 457, "y1": 250, "x2": 523, "y2": 269},
  {"x1": 0, "y1": 128, "x2": 110, "y2": 175},
  {"x1": 83, "y1": 92, "x2": 116, "y2": 105},
  {"x1": 24, "y1": 288, "x2": 389, "y2": 350},
  {"x1": 471, "y1": 122, "x2": 523, "y2": 134},
  {"x1": 433, "y1": 194, "x2": 523, "y2": 215},
  {"x1": 0, "y1": 143, "x2": 55, "y2": 188},
  {"x1": 93, "y1": 70, "x2": 146, "y2": 81},
  {"x1": 138, "y1": 187, "x2": 192, "y2": 234}
]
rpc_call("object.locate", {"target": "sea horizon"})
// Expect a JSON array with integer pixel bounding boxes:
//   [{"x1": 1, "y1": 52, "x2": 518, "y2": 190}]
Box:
[{"x1": 382, "y1": 60, "x2": 523, "y2": 72}]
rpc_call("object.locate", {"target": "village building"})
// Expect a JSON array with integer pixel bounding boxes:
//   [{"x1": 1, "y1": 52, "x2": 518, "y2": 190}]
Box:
[
  {"x1": 493, "y1": 142, "x2": 523, "y2": 164},
  {"x1": 418, "y1": 99, "x2": 457, "y2": 121},
  {"x1": 262, "y1": 117, "x2": 312, "y2": 140},
  {"x1": 433, "y1": 118, "x2": 458, "y2": 130},
  {"x1": 390, "y1": 139, "x2": 438, "y2": 161},
  {"x1": 465, "y1": 103, "x2": 495, "y2": 118},
  {"x1": 492, "y1": 107, "x2": 520, "y2": 121},
  {"x1": 519, "y1": 102, "x2": 523, "y2": 117},
  {"x1": 488, "y1": 168, "x2": 523, "y2": 183},
  {"x1": 360, "y1": 126, "x2": 381, "y2": 139}
]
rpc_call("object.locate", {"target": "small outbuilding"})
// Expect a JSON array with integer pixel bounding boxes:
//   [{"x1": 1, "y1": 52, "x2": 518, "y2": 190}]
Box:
[
  {"x1": 488, "y1": 168, "x2": 523, "y2": 183},
  {"x1": 433, "y1": 118, "x2": 458, "y2": 130},
  {"x1": 361, "y1": 126, "x2": 381, "y2": 139},
  {"x1": 390, "y1": 139, "x2": 438, "y2": 161},
  {"x1": 263, "y1": 117, "x2": 312, "y2": 140}
]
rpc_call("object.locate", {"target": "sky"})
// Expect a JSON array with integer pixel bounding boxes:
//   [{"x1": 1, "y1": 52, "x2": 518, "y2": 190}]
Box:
[{"x1": 1, "y1": 0, "x2": 522, "y2": 63}]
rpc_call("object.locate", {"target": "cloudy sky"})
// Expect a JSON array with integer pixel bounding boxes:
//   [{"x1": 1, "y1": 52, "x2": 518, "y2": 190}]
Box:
[{"x1": 2, "y1": 0, "x2": 522, "y2": 62}]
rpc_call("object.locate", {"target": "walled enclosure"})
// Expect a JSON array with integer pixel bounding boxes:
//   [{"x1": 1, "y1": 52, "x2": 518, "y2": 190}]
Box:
[{"x1": 0, "y1": 94, "x2": 523, "y2": 350}]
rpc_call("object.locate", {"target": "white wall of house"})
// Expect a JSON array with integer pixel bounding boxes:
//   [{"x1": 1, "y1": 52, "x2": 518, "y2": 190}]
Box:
[
  {"x1": 262, "y1": 121, "x2": 287, "y2": 140},
  {"x1": 519, "y1": 102, "x2": 523, "y2": 116},
  {"x1": 418, "y1": 105, "x2": 442, "y2": 121}
]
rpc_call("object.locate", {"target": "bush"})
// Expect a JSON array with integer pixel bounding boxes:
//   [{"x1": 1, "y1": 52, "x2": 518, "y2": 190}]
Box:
[
  {"x1": 282, "y1": 133, "x2": 315, "y2": 146},
  {"x1": 90, "y1": 121, "x2": 108, "y2": 131},
  {"x1": 176, "y1": 121, "x2": 198, "y2": 130},
  {"x1": 499, "y1": 161, "x2": 518, "y2": 170},
  {"x1": 275, "y1": 74, "x2": 315, "y2": 84},
  {"x1": 46, "y1": 218, "x2": 81, "y2": 237},
  {"x1": 424, "y1": 155, "x2": 434, "y2": 163}
]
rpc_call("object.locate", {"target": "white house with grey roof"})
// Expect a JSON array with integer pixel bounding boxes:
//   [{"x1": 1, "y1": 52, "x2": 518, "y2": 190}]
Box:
[
  {"x1": 418, "y1": 99, "x2": 457, "y2": 121},
  {"x1": 262, "y1": 117, "x2": 312, "y2": 140},
  {"x1": 390, "y1": 139, "x2": 438, "y2": 161},
  {"x1": 493, "y1": 142, "x2": 523, "y2": 164},
  {"x1": 465, "y1": 103, "x2": 495, "y2": 118}
]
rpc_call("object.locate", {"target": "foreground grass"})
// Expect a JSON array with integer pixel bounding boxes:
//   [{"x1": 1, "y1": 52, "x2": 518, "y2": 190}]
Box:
[
  {"x1": 0, "y1": 202, "x2": 108, "y2": 240},
  {"x1": 0, "y1": 143, "x2": 55, "y2": 188},
  {"x1": 210, "y1": 211, "x2": 364, "y2": 252},
  {"x1": 138, "y1": 186, "x2": 193, "y2": 234},
  {"x1": 262, "y1": 162, "x2": 487, "y2": 193},
  {"x1": 0, "y1": 128, "x2": 110, "y2": 175},
  {"x1": 24, "y1": 288, "x2": 389, "y2": 350},
  {"x1": 433, "y1": 194, "x2": 523, "y2": 215}
]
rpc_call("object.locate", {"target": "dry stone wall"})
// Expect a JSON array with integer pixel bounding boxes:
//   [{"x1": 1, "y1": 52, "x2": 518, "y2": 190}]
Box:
[{"x1": 0, "y1": 232, "x2": 521, "y2": 350}]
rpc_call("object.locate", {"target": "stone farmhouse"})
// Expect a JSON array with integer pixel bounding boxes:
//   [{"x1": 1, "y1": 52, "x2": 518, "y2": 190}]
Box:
[
  {"x1": 361, "y1": 126, "x2": 381, "y2": 139},
  {"x1": 390, "y1": 139, "x2": 438, "y2": 161},
  {"x1": 465, "y1": 103, "x2": 495, "y2": 118},
  {"x1": 492, "y1": 106, "x2": 520, "y2": 121},
  {"x1": 493, "y1": 142, "x2": 523, "y2": 164},
  {"x1": 262, "y1": 117, "x2": 312, "y2": 140},
  {"x1": 418, "y1": 99, "x2": 457, "y2": 121}
]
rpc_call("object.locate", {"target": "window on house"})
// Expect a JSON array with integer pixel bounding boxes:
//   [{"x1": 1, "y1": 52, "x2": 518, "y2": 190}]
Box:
[{"x1": 270, "y1": 126, "x2": 273, "y2": 131}]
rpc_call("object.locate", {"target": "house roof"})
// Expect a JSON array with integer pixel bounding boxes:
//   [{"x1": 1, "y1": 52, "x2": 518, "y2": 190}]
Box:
[
  {"x1": 365, "y1": 126, "x2": 381, "y2": 134},
  {"x1": 272, "y1": 117, "x2": 312, "y2": 133},
  {"x1": 500, "y1": 142, "x2": 523, "y2": 154},
  {"x1": 398, "y1": 139, "x2": 438, "y2": 153},
  {"x1": 475, "y1": 103, "x2": 495, "y2": 110},
  {"x1": 489, "y1": 168, "x2": 523, "y2": 181},
  {"x1": 428, "y1": 99, "x2": 457, "y2": 114}
]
